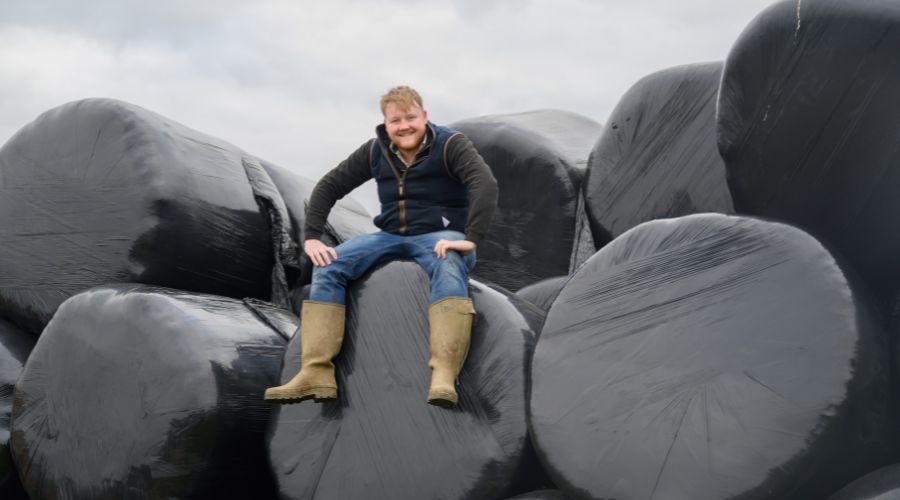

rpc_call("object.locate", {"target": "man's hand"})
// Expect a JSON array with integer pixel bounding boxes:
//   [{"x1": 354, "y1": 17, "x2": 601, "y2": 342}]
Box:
[
  {"x1": 434, "y1": 239, "x2": 476, "y2": 258},
  {"x1": 305, "y1": 239, "x2": 338, "y2": 267}
]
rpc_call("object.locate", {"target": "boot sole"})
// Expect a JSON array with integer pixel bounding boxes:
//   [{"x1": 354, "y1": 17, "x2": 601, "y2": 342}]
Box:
[
  {"x1": 427, "y1": 390, "x2": 458, "y2": 408},
  {"x1": 264, "y1": 387, "x2": 337, "y2": 405}
]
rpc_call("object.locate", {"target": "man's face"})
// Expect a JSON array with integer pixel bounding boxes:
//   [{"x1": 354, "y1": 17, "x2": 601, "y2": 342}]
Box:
[{"x1": 383, "y1": 102, "x2": 428, "y2": 155}]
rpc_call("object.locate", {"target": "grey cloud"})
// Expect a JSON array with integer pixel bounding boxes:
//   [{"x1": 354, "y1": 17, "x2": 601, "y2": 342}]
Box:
[{"x1": 2, "y1": 0, "x2": 776, "y2": 216}]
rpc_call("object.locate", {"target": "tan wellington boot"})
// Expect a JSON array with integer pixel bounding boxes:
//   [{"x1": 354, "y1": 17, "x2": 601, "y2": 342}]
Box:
[
  {"x1": 264, "y1": 300, "x2": 346, "y2": 404},
  {"x1": 426, "y1": 297, "x2": 476, "y2": 408}
]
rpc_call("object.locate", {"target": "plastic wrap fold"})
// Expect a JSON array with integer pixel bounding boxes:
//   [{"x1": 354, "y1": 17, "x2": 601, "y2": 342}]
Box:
[
  {"x1": 827, "y1": 464, "x2": 900, "y2": 500},
  {"x1": 257, "y1": 157, "x2": 375, "y2": 289},
  {"x1": 717, "y1": 0, "x2": 900, "y2": 292},
  {"x1": 451, "y1": 110, "x2": 603, "y2": 291},
  {"x1": 515, "y1": 276, "x2": 569, "y2": 316},
  {"x1": 0, "y1": 319, "x2": 33, "y2": 497},
  {"x1": 267, "y1": 260, "x2": 533, "y2": 500},
  {"x1": 505, "y1": 489, "x2": 572, "y2": 500},
  {"x1": 10, "y1": 285, "x2": 291, "y2": 499},
  {"x1": 585, "y1": 62, "x2": 733, "y2": 244},
  {"x1": 531, "y1": 214, "x2": 892, "y2": 500}
]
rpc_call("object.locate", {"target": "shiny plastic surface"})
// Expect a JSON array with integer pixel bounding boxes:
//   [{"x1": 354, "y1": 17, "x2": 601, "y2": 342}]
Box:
[
  {"x1": 0, "y1": 98, "x2": 277, "y2": 335},
  {"x1": 828, "y1": 464, "x2": 900, "y2": 500},
  {"x1": 585, "y1": 62, "x2": 733, "y2": 243},
  {"x1": 267, "y1": 261, "x2": 533, "y2": 500},
  {"x1": 10, "y1": 285, "x2": 291, "y2": 499},
  {"x1": 531, "y1": 214, "x2": 892, "y2": 500},
  {"x1": 258, "y1": 157, "x2": 376, "y2": 288},
  {"x1": 0, "y1": 319, "x2": 33, "y2": 497},
  {"x1": 515, "y1": 276, "x2": 569, "y2": 315},
  {"x1": 717, "y1": 0, "x2": 900, "y2": 291},
  {"x1": 451, "y1": 110, "x2": 603, "y2": 291}
]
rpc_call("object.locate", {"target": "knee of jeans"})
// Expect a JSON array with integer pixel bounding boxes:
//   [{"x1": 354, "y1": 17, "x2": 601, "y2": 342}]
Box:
[
  {"x1": 434, "y1": 251, "x2": 468, "y2": 278},
  {"x1": 312, "y1": 264, "x2": 345, "y2": 286}
]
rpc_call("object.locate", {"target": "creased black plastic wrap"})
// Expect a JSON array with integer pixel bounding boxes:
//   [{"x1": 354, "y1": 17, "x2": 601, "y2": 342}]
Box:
[
  {"x1": 267, "y1": 261, "x2": 533, "y2": 500},
  {"x1": 451, "y1": 111, "x2": 603, "y2": 291},
  {"x1": 584, "y1": 62, "x2": 733, "y2": 243},
  {"x1": 531, "y1": 214, "x2": 892, "y2": 500},
  {"x1": 505, "y1": 489, "x2": 572, "y2": 500},
  {"x1": 0, "y1": 319, "x2": 33, "y2": 497},
  {"x1": 0, "y1": 98, "x2": 284, "y2": 334},
  {"x1": 827, "y1": 464, "x2": 900, "y2": 500},
  {"x1": 515, "y1": 276, "x2": 569, "y2": 316},
  {"x1": 257, "y1": 157, "x2": 375, "y2": 289},
  {"x1": 717, "y1": 0, "x2": 900, "y2": 292},
  {"x1": 10, "y1": 285, "x2": 292, "y2": 499}
]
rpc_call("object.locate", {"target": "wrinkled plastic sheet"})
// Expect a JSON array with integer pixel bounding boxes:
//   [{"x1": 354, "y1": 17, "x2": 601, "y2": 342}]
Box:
[
  {"x1": 479, "y1": 283, "x2": 554, "y2": 496},
  {"x1": 827, "y1": 464, "x2": 900, "y2": 500},
  {"x1": 584, "y1": 62, "x2": 733, "y2": 243},
  {"x1": 0, "y1": 319, "x2": 33, "y2": 497},
  {"x1": 257, "y1": 157, "x2": 376, "y2": 288},
  {"x1": 0, "y1": 98, "x2": 287, "y2": 334},
  {"x1": 10, "y1": 285, "x2": 291, "y2": 499},
  {"x1": 716, "y1": 0, "x2": 900, "y2": 291},
  {"x1": 267, "y1": 261, "x2": 534, "y2": 499},
  {"x1": 531, "y1": 214, "x2": 892, "y2": 500},
  {"x1": 451, "y1": 110, "x2": 603, "y2": 291},
  {"x1": 515, "y1": 276, "x2": 569, "y2": 315}
]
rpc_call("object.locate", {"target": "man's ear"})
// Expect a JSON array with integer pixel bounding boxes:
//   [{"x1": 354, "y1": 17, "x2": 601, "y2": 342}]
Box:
[{"x1": 423, "y1": 110, "x2": 428, "y2": 122}]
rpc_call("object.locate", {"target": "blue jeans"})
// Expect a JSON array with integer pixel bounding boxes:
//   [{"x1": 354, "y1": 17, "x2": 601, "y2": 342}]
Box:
[{"x1": 308, "y1": 230, "x2": 476, "y2": 306}]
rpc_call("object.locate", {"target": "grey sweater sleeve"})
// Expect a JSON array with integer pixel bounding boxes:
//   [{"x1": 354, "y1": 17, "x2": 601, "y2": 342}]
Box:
[
  {"x1": 445, "y1": 133, "x2": 498, "y2": 246},
  {"x1": 304, "y1": 140, "x2": 374, "y2": 241}
]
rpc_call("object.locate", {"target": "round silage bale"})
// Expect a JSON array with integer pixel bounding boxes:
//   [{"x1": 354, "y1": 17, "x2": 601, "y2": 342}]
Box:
[
  {"x1": 451, "y1": 111, "x2": 602, "y2": 291},
  {"x1": 10, "y1": 285, "x2": 291, "y2": 499},
  {"x1": 584, "y1": 62, "x2": 733, "y2": 243},
  {"x1": 267, "y1": 261, "x2": 533, "y2": 499},
  {"x1": 0, "y1": 98, "x2": 285, "y2": 334},
  {"x1": 531, "y1": 214, "x2": 892, "y2": 500},
  {"x1": 717, "y1": 0, "x2": 900, "y2": 292}
]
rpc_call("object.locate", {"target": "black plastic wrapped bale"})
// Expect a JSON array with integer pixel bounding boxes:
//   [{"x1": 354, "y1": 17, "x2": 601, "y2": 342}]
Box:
[
  {"x1": 451, "y1": 111, "x2": 603, "y2": 291},
  {"x1": 0, "y1": 98, "x2": 291, "y2": 335},
  {"x1": 717, "y1": 0, "x2": 900, "y2": 292},
  {"x1": 258, "y1": 157, "x2": 376, "y2": 288},
  {"x1": 0, "y1": 319, "x2": 34, "y2": 497},
  {"x1": 827, "y1": 464, "x2": 900, "y2": 500},
  {"x1": 515, "y1": 276, "x2": 570, "y2": 315},
  {"x1": 530, "y1": 214, "x2": 892, "y2": 500},
  {"x1": 584, "y1": 62, "x2": 733, "y2": 244},
  {"x1": 267, "y1": 261, "x2": 532, "y2": 500},
  {"x1": 10, "y1": 285, "x2": 292, "y2": 499}
]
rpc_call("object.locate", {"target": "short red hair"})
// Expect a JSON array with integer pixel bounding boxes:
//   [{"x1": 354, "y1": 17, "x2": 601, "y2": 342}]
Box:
[{"x1": 380, "y1": 86, "x2": 424, "y2": 114}]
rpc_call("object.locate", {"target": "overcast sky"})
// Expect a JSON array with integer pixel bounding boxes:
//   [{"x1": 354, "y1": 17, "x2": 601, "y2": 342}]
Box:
[{"x1": 1, "y1": 0, "x2": 777, "y2": 212}]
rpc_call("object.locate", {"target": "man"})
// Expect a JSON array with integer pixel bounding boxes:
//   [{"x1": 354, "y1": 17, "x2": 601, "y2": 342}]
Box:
[{"x1": 264, "y1": 86, "x2": 498, "y2": 408}]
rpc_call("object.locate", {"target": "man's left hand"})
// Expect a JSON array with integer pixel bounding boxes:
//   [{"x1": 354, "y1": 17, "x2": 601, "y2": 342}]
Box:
[{"x1": 434, "y1": 239, "x2": 476, "y2": 258}]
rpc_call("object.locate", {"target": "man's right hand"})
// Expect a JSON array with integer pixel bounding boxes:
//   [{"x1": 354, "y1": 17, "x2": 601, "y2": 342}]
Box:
[{"x1": 304, "y1": 239, "x2": 338, "y2": 267}]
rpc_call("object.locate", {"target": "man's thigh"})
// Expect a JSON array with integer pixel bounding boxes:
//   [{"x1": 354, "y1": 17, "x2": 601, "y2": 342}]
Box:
[
  {"x1": 407, "y1": 230, "x2": 476, "y2": 271},
  {"x1": 323, "y1": 232, "x2": 407, "y2": 276},
  {"x1": 331, "y1": 231, "x2": 404, "y2": 257}
]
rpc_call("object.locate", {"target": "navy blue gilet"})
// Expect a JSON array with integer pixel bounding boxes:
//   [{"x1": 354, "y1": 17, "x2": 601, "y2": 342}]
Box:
[{"x1": 370, "y1": 123, "x2": 469, "y2": 236}]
